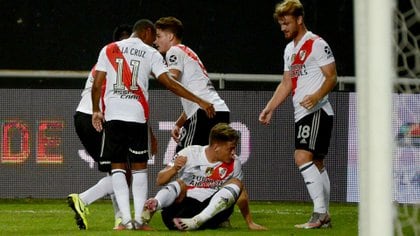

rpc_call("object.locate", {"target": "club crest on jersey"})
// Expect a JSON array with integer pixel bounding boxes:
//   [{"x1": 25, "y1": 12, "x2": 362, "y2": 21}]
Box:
[
  {"x1": 218, "y1": 167, "x2": 227, "y2": 179},
  {"x1": 299, "y1": 50, "x2": 307, "y2": 61},
  {"x1": 205, "y1": 167, "x2": 213, "y2": 176}
]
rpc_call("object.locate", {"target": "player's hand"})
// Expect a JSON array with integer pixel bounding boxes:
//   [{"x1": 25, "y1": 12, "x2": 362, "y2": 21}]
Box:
[
  {"x1": 300, "y1": 94, "x2": 319, "y2": 110},
  {"x1": 173, "y1": 155, "x2": 187, "y2": 171},
  {"x1": 171, "y1": 125, "x2": 181, "y2": 143},
  {"x1": 150, "y1": 133, "x2": 158, "y2": 156},
  {"x1": 258, "y1": 109, "x2": 273, "y2": 125},
  {"x1": 92, "y1": 111, "x2": 104, "y2": 132},
  {"x1": 247, "y1": 221, "x2": 268, "y2": 231},
  {"x1": 199, "y1": 100, "x2": 215, "y2": 118}
]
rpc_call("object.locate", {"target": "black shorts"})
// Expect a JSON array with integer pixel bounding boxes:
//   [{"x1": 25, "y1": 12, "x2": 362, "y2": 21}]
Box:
[
  {"x1": 161, "y1": 196, "x2": 234, "y2": 230},
  {"x1": 102, "y1": 120, "x2": 149, "y2": 164},
  {"x1": 295, "y1": 109, "x2": 333, "y2": 159},
  {"x1": 176, "y1": 110, "x2": 230, "y2": 152}
]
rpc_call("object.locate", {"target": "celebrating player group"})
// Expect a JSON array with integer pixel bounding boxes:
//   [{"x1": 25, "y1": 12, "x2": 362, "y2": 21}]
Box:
[{"x1": 67, "y1": 0, "x2": 337, "y2": 231}]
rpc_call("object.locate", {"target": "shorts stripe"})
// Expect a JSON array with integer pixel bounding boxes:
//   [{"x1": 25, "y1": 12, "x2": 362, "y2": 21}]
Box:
[
  {"x1": 100, "y1": 130, "x2": 106, "y2": 158},
  {"x1": 184, "y1": 113, "x2": 197, "y2": 146},
  {"x1": 309, "y1": 110, "x2": 321, "y2": 149}
]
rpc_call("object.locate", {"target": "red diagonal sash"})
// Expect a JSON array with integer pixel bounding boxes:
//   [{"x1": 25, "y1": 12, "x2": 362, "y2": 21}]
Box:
[
  {"x1": 290, "y1": 37, "x2": 318, "y2": 95},
  {"x1": 105, "y1": 43, "x2": 149, "y2": 119},
  {"x1": 176, "y1": 45, "x2": 209, "y2": 77}
]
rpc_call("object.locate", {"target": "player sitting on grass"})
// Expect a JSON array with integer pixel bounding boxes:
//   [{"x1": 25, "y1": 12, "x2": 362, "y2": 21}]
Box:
[{"x1": 141, "y1": 123, "x2": 266, "y2": 231}]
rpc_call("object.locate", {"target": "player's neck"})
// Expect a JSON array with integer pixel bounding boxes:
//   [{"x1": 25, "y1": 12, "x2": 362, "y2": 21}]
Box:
[
  {"x1": 205, "y1": 146, "x2": 218, "y2": 163},
  {"x1": 293, "y1": 28, "x2": 307, "y2": 46}
]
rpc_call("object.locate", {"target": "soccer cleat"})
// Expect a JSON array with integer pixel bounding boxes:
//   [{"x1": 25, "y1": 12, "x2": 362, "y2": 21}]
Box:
[
  {"x1": 133, "y1": 220, "x2": 154, "y2": 231},
  {"x1": 113, "y1": 221, "x2": 134, "y2": 230},
  {"x1": 141, "y1": 198, "x2": 158, "y2": 224},
  {"x1": 173, "y1": 217, "x2": 202, "y2": 231},
  {"x1": 67, "y1": 193, "x2": 89, "y2": 230},
  {"x1": 294, "y1": 212, "x2": 331, "y2": 229},
  {"x1": 113, "y1": 217, "x2": 122, "y2": 229}
]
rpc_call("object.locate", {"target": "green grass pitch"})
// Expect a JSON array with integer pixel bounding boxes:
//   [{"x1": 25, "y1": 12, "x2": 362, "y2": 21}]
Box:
[{"x1": 0, "y1": 199, "x2": 360, "y2": 236}]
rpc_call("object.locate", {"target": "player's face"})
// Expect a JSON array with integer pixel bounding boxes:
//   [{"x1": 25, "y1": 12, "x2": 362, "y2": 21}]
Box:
[
  {"x1": 278, "y1": 15, "x2": 299, "y2": 40},
  {"x1": 154, "y1": 29, "x2": 172, "y2": 54},
  {"x1": 216, "y1": 141, "x2": 237, "y2": 164}
]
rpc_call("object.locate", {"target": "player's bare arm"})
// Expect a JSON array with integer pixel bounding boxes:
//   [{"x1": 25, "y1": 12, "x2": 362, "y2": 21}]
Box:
[
  {"x1": 299, "y1": 62, "x2": 337, "y2": 110},
  {"x1": 156, "y1": 155, "x2": 187, "y2": 186},
  {"x1": 91, "y1": 70, "x2": 106, "y2": 132},
  {"x1": 236, "y1": 187, "x2": 268, "y2": 230},
  {"x1": 172, "y1": 112, "x2": 187, "y2": 142},
  {"x1": 157, "y1": 72, "x2": 216, "y2": 118},
  {"x1": 169, "y1": 68, "x2": 182, "y2": 81},
  {"x1": 259, "y1": 73, "x2": 293, "y2": 125}
]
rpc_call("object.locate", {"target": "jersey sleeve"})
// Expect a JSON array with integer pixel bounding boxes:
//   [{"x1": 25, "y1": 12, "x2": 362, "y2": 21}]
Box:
[
  {"x1": 313, "y1": 38, "x2": 335, "y2": 67},
  {"x1": 166, "y1": 47, "x2": 184, "y2": 73},
  {"x1": 233, "y1": 159, "x2": 243, "y2": 180},
  {"x1": 95, "y1": 46, "x2": 108, "y2": 72},
  {"x1": 150, "y1": 50, "x2": 169, "y2": 78}
]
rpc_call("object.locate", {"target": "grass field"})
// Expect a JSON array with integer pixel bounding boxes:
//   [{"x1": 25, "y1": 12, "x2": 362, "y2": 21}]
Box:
[{"x1": 0, "y1": 199, "x2": 359, "y2": 236}]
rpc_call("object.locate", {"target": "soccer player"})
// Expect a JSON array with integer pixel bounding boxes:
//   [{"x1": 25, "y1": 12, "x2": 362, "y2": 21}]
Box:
[
  {"x1": 153, "y1": 16, "x2": 230, "y2": 153},
  {"x1": 153, "y1": 16, "x2": 266, "y2": 230},
  {"x1": 142, "y1": 123, "x2": 252, "y2": 231},
  {"x1": 259, "y1": 0, "x2": 337, "y2": 229},
  {"x1": 91, "y1": 19, "x2": 215, "y2": 230},
  {"x1": 67, "y1": 24, "x2": 136, "y2": 230}
]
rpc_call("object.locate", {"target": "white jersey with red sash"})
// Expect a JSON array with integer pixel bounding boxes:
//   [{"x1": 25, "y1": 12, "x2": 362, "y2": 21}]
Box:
[
  {"x1": 76, "y1": 66, "x2": 96, "y2": 115},
  {"x1": 170, "y1": 145, "x2": 243, "y2": 202},
  {"x1": 283, "y1": 31, "x2": 335, "y2": 122},
  {"x1": 165, "y1": 44, "x2": 229, "y2": 119},
  {"x1": 95, "y1": 37, "x2": 168, "y2": 123}
]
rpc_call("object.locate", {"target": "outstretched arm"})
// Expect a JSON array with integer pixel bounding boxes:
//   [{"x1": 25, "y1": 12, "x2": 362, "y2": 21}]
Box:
[
  {"x1": 236, "y1": 187, "x2": 268, "y2": 230},
  {"x1": 259, "y1": 73, "x2": 293, "y2": 125},
  {"x1": 157, "y1": 72, "x2": 215, "y2": 118}
]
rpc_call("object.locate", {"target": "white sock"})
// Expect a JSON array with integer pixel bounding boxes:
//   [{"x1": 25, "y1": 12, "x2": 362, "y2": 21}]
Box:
[
  {"x1": 132, "y1": 169, "x2": 148, "y2": 224},
  {"x1": 320, "y1": 167, "x2": 330, "y2": 213},
  {"x1": 110, "y1": 193, "x2": 121, "y2": 220},
  {"x1": 155, "y1": 181, "x2": 181, "y2": 209},
  {"x1": 194, "y1": 183, "x2": 240, "y2": 223},
  {"x1": 112, "y1": 169, "x2": 131, "y2": 224},
  {"x1": 299, "y1": 162, "x2": 326, "y2": 213},
  {"x1": 79, "y1": 175, "x2": 113, "y2": 205}
]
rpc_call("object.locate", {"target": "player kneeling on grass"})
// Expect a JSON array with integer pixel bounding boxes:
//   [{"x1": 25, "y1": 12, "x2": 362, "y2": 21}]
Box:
[{"x1": 142, "y1": 123, "x2": 265, "y2": 231}]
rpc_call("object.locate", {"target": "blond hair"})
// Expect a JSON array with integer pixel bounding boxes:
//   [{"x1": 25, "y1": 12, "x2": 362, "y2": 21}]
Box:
[{"x1": 273, "y1": 0, "x2": 304, "y2": 19}]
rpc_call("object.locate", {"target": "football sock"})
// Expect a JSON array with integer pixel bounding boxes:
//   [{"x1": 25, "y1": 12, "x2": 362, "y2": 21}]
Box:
[
  {"x1": 299, "y1": 162, "x2": 326, "y2": 214},
  {"x1": 155, "y1": 181, "x2": 181, "y2": 209},
  {"x1": 132, "y1": 169, "x2": 148, "y2": 224},
  {"x1": 320, "y1": 167, "x2": 331, "y2": 213},
  {"x1": 111, "y1": 169, "x2": 131, "y2": 224},
  {"x1": 79, "y1": 175, "x2": 113, "y2": 205},
  {"x1": 194, "y1": 183, "x2": 240, "y2": 223},
  {"x1": 110, "y1": 193, "x2": 122, "y2": 220}
]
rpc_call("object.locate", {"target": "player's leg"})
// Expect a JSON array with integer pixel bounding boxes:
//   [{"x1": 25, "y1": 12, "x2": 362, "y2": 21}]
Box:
[
  {"x1": 173, "y1": 178, "x2": 242, "y2": 230},
  {"x1": 294, "y1": 109, "x2": 333, "y2": 229},
  {"x1": 68, "y1": 112, "x2": 103, "y2": 230},
  {"x1": 142, "y1": 180, "x2": 185, "y2": 224},
  {"x1": 127, "y1": 122, "x2": 151, "y2": 230},
  {"x1": 161, "y1": 197, "x2": 206, "y2": 230},
  {"x1": 103, "y1": 121, "x2": 133, "y2": 230}
]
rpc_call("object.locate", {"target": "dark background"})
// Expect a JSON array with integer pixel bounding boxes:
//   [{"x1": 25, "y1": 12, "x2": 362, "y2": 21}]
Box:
[{"x1": 0, "y1": 0, "x2": 354, "y2": 75}]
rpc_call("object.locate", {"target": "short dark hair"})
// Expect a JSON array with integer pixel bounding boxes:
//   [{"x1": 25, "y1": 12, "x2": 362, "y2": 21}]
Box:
[
  {"x1": 112, "y1": 24, "x2": 132, "y2": 41},
  {"x1": 155, "y1": 16, "x2": 184, "y2": 40},
  {"x1": 132, "y1": 19, "x2": 155, "y2": 33},
  {"x1": 209, "y1": 123, "x2": 240, "y2": 145}
]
